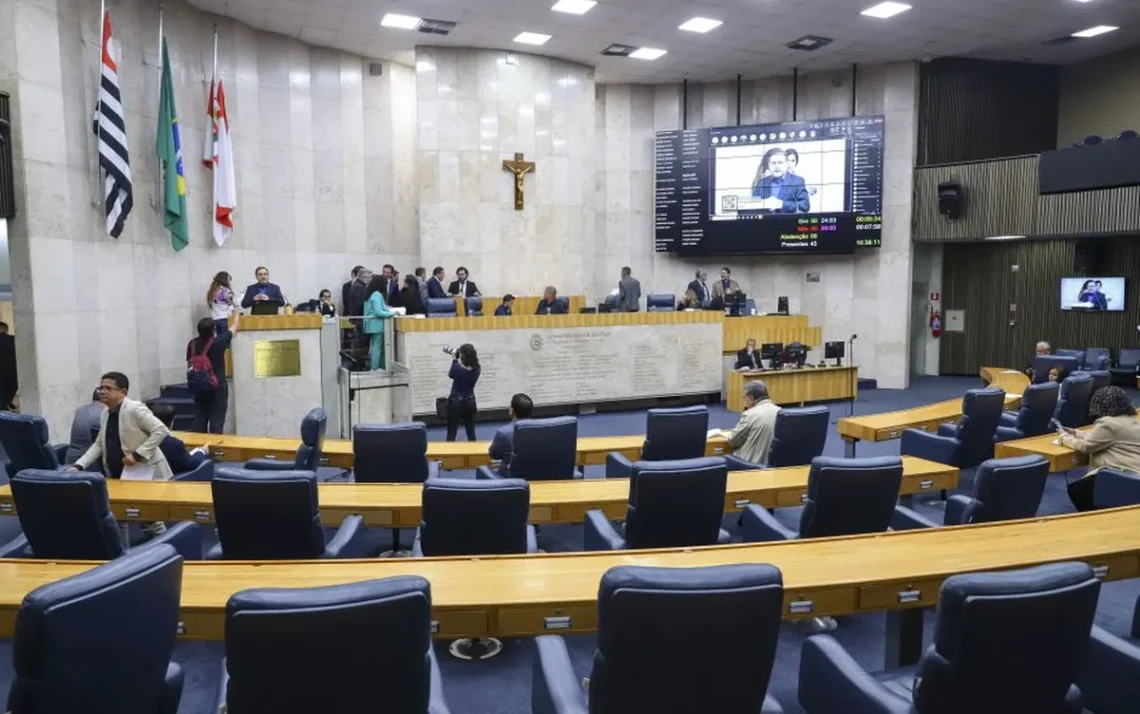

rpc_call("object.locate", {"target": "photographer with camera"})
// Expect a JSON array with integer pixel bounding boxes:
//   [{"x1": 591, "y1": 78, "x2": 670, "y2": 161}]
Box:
[{"x1": 444, "y1": 343, "x2": 481, "y2": 442}]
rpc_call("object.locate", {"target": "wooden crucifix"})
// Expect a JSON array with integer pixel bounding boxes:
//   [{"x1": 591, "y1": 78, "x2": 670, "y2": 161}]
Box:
[{"x1": 502, "y1": 152, "x2": 536, "y2": 210}]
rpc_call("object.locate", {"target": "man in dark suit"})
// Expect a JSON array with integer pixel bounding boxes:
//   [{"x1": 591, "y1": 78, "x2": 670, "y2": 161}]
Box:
[
  {"x1": 752, "y1": 149, "x2": 809, "y2": 213},
  {"x1": 735, "y1": 338, "x2": 762, "y2": 371},
  {"x1": 427, "y1": 266, "x2": 448, "y2": 299},
  {"x1": 379, "y1": 264, "x2": 402, "y2": 307},
  {"x1": 240, "y1": 266, "x2": 287, "y2": 309},
  {"x1": 448, "y1": 266, "x2": 480, "y2": 298},
  {"x1": 341, "y1": 265, "x2": 363, "y2": 315},
  {"x1": 489, "y1": 393, "x2": 533, "y2": 476},
  {"x1": 150, "y1": 403, "x2": 207, "y2": 475},
  {"x1": 0, "y1": 322, "x2": 16, "y2": 410},
  {"x1": 687, "y1": 270, "x2": 712, "y2": 307},
  {"x1": 535, "y1": 286, "x2": 566, "y2": 315},
  {"x1": 495, "y1": 294, "x2": 515, "y2": 316},
  {"x1": 617, "y1": 266, "x2": 641, "y2": 312}
]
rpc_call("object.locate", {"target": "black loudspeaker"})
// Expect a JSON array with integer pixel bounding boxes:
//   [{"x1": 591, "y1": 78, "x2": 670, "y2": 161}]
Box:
[
  {"x1": 937, "y1": 180, "x2": 964, "y2": 219},
  {"x1": 1074, "y1": 240, "x2": 1104, "y2": 273},
  {"x1": 777, "y1": 296, "x2": 789, "y2": 315}
]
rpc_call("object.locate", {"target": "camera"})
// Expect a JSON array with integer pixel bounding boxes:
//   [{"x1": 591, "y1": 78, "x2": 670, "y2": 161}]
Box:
[{"x1": 442, "y1": 345, "x2": 455, "y2": 356}]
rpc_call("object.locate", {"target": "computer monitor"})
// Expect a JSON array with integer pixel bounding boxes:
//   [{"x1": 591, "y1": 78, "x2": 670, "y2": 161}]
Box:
[
  {"x1": 785, "y1": 342, "x2": 808, "y2": 367},
  {"x1": 777, "y1": 296, "x2": 789, "y2": 315},
  {"x1": 825, "y1": 340, "x2": 845, "y2": 366},
  {"x1": 250, "y1": 301, "x2": 282, "y2": 316},
  {"x1": 724, "y1": 292, "x2": 747, "y2": 317}
]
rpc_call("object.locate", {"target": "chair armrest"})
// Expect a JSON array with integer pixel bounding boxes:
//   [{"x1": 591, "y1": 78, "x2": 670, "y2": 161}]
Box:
[
  {"x1": 324, "y1": 514, "x2": 367, "y2": 558},
  {"x1": 944, "y1": 494, "x2": 973, "y2": 525},
  {"x1": 426, "y1": 461, "x2": 441, "y2": 480},
  {"x1": 134, "y1": 521, "x2": 202, "y2": 561},
  {"x1": 717, "y1": 528, "x2": 731, "y2": 544},
  {"x1": 3, "y1": 462, "x2": 12, "y2": 479},
  {"x1": 0, "y1": 533, "x2": 29, "y2": 558},
  {"x1": 526, "y1": 524, "x2": 539, "y2": 553},
  {"x1": 798, "y1": 635, "x2": 912, "y2": 714},
  {"x1": 1094, "y1": 469, "x2": 1140, "y2": 508},
  {"x1": 172, "y1": 459, "x2": 214, "y2": 482},
  {"x1": 741, "y1": 504, "x2": 797, "y2": 542},
  {"x1": 51, "y1": 444, "x2": 69, "y2": 464},
  {"x1": 159, "y1": 662, "x2": 183, "y2": 714},
  {"x1": 891, "y1": 505, "x2": 940, "y2": 531},
  {"x1": 531, "y1": 635, "x2": 589, "y2": 714},
  {"x1": 998, "y1": 412, "x2": 1018, "y2": 427},
  {"x1": 899, "y1": 428, "x2": 958, "y2": 465},
  {"x1": 605, "y1": 452, "x2": 634, "y2": 479},
  {"x1": 206, "y1": 542, "x2": 224, "y2": 560},
  {"x1": 475, "y1": 465, "x2": 504, "y2": 480},
  {"x1": 583, "y1": 509, "x2": 626, "y2": 551},
  {"x1": 428, "y1": 647, "x2": 453, "y2": 714},
  {"x1": 994, "y1": 426, "x2": 1025, "y2": 443},
  {"x1": 1078, "y1": 626, "x2": 1140, "y2": 714},
  {"x1": 724, "y1": 454, "x2": 765, "y2": 471},
  {"x1": 936, "y1": 422, "x2": 957, "y2": 437},
  {"x1": 243, "y1": 458, "x2": 292, "y2": 471}
]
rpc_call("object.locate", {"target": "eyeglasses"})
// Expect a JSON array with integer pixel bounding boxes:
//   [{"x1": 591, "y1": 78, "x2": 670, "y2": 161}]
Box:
[{"x1": 96, "y1": 385, "x2": 122, "y2": 392}]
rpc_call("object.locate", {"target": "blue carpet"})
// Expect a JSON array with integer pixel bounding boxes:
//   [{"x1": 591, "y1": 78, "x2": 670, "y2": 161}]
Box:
[{"x1": 1, "y1": 375, "x2": 1138, "y2": 713}]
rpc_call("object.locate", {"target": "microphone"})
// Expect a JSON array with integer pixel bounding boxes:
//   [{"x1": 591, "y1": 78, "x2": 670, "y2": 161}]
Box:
[{"x1": 849, "y1": 334, "x2": 858, "y2": 341}]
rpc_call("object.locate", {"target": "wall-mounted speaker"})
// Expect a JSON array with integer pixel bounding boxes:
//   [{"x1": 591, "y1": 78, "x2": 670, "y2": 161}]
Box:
[
  {"x1": 1073, "y1": 239, "x2": 1105, "y2": 273},
  {"x1": 937, "y1": 180, "x2": 964, "y2": 220},
  {"x1": 368, "y1": 63, "x2": 383, "y2": 76}
]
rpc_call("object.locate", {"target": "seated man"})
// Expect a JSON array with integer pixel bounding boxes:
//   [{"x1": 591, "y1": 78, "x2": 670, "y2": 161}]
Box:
[
  {"x1": 725, "y1": 381, "x2": 780, "y2": 465},
  {"x1": 735, "y1": 338, "x2": 762, "y2": 371},
  {"x1": 1026, "y1": 340, "x2": 1050, "y2": 379},
  {"x1": 65, "y1": 389, "x2": 105, "y2": 464},
  {"x1": 489, "y1": 393, "x2": 534, "y2": 475},
  {"x1": 495, "y1": 294, "x2": 515, "y2": 316},
  {"x1": 150, "y1": 403, "x2": 207, "y2": 475},
  {"x1": 535, "y1": 286, "x2": 566, "y2": 315}
]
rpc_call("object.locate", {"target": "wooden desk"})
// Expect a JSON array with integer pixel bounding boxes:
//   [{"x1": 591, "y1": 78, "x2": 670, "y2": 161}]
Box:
[
  {"x1": 720, "y1": 315, "x2": 822, "y2": 355},
  {"x1": 172, "y1": 433, "x2": 732, "y2": 471},
  {"x1": 725, "y1": 366, "x2": 857, "y2": 412},
  {"x1": 457, "y1": 295, "x2": 587, "y2": 317},
  {"x1": 835, "y1": 367, "x2": 1028, "y2": 457},
  {"x1": 0, "y1": 457, "x2": 956, "y2": 527},
  {"x1": 0, "y1": 505, "x2": 1135, "y2": 667},
  {"x1": 993, "y1": 432, "x2": 1087, "y2": 472}
]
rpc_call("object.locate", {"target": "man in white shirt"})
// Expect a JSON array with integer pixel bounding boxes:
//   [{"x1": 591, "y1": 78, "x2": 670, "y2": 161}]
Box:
[{"x1": 727, "y1": 381, "x2": 780, "y2": 465}]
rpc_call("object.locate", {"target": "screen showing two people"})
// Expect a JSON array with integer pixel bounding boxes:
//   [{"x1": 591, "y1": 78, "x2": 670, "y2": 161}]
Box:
[
  {"x1": 1060, "y1": 277, "x2": 1125, "y2": 312},
  {"x1": 655, "y1": 115, "x2": 884, "y2": 255}
]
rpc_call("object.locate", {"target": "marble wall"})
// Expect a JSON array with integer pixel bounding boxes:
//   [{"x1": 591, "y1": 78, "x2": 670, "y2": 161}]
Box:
[
  {"x1": 595, "y1": 64, "x2": 920, "y2": 388},
  {"x1": 415, "y1": 47, "x2": 596, "y2": 296},
  {"x1": 0, "y1": 0, "x2": 416, "y2": 436}
]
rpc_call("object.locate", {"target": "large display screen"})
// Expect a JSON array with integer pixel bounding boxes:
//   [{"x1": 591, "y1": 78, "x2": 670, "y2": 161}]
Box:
[
  {"x1": 1060, "y1": 277, "x2": 1125, "y2": 311},
  {"x1": 655, "y1": 115, "x2": 884, "y2": 255}
]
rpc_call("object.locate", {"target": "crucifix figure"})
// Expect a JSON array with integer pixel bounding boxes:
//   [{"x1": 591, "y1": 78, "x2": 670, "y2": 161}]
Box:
[{"x1": 502, "y1": 152, "x2": 536, "y2": 210}]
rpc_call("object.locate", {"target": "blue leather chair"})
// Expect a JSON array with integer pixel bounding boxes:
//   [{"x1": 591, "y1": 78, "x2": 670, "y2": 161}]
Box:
[
  {"x1": 1032, "y1": 355, "x2": 1081, "y2": 383},
  {"x1": 606, "y1": 406, "x2": 709, "y2": 478},
  {"x1": 0, "y1": 412, "x2": 67, "y2": 477},
  {"x1": 1054, "y1": 372, "x2": 1094, "y2": 429},
  {"x1": 756, "y1": 406, "x2": 830, "y2": 468},
  {"x1": 602, "y1": 294, "x2": 619, "y2": 312},
  {"x1": 996, "y1": 382, "x2": 1059, "y2": 441},
  {"x1": 532, "y1": 564, "x2": 786, "y2": 714},
  {"x1": 1079, "y1": 594, "x2": 1140, "y2": 714},
  {"x1": 1092, "y1": 468, "x2": 1140, "y2": 508},
  {"x1": 1083, "y1": 348, "x2": 1111, "y2": 371},
  {"x1": 0, "y1": 470, "x2": 200, "y2": 560},
  {"x1": 646, "y1": 293, "x2": 676, "y2": 311},
  {"x1": 585, "y1": 457, "x2": 730, "y2": 550},
  {"x1": 464, "y1": 296, "x2": 483, "y2": 316},
  {"x1": 1057, "y1": 348, "x2": 1086, "y2": 360},
  {"x1": 426, "y1": 297, "x2": 458, "y2": 317},
  {"x1": 6, "y1": 545, "x2": 185, "y2": 714},
  {"x1": 900, "y1": 388, "x2": 1005, "y2": 468},
  {"x1": 1110, "y1": 348, "x2": 1140, "y2": 385},
  {"x1": 892, "y1": 455, "x2": 1048, "y2": 530},
  {"x1": 554, "y1": 296, "x2": 570, "y2": 313},
  {"x1": 1117, "y1": 129, "x2": 1140, "y2": 141},
  {"x1": 413, "y1": 478, "x2": 537, "y2": 556},
  {"x1": 353, "y1": 422, "x2": 440, "y2": 483},
  {"x1": 798, "y1": 562, "x2": 1099, "y2": 714},
  {"x1": 208, "y1": 468, "x2": 367, "y2": 560},
  {"x1": 244, "y1": 408, "x2": 345, "y2": 482},
  {"x1": 1082, "y1": 369, "x2": 1112, "y2": 423},
  {"x1": 742, "y1": 456, "x2": 903, "y2": 542},
  {"x1": 217, "y1": 576, "x2": 452, "y2": 714},
  {"x1": 476, "y1": 416, "x2": 581, "y2": 480}
]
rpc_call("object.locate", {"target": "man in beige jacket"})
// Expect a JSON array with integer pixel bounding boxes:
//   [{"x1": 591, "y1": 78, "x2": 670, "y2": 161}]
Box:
[
  {"x1": 726, "y1": 380, "x2": 781, "y2": 465},
  {"x1": 70, "y1": 372, "x2": 173, "y2": 481}
]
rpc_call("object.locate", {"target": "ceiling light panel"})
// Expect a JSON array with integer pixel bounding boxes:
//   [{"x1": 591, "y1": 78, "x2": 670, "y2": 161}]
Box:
[
  {"x1": 380, "y1": 13, "x2": 422, "y2": 30},
  {"x1": 679, "y1": 17, "x2": 722, "y2": 33},
  {"x1": 860, "y1": 2, "x2": 912, "y2": 19},
  {"x1": 1071, "y1": 25, "x2": 1119, "y2": 38},
  {"x1": 551, "y1": 0, "x2": 596, "y2": 15},
  {"x1": 630, "y1": 47, "x2": 667, "y2": 60},
  {"x1": 514, "y1": 32, "x2": 552, "y2": 45}
]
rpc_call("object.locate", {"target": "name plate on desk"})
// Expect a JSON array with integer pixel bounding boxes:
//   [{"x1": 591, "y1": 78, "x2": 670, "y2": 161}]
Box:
[{"x1": 253, "y1": 340, "x2": 302, "y2": 378}]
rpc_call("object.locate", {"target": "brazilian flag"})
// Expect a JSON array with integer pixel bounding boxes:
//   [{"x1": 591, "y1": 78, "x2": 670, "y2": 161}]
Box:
[{"x1": 156, "y1": 37, "x2": 189, "y2": 251}]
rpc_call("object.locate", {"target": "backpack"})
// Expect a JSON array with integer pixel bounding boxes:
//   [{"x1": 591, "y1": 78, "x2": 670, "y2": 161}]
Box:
[{"x1": 187, "y1": 338, "x2": 219, "y2": 393}]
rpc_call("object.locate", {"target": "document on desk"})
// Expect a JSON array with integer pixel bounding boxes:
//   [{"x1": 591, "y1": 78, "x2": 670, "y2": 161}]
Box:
[
  {"x1": 121, "y1": 463, "x2": 156, "y2": 481},
  {"x1": 707, "y1": 429, "x2": 728, "y2": 440}
]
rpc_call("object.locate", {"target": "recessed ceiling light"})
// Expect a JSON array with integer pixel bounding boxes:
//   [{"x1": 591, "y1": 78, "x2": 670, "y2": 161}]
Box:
[
  {"x1": 860, "y1": 2, "x2": 912, "y2": 19},
  {"x1": 552, "y1": 0, "x2": 596, "y2": 15},
  {"x1": 679, "y1": 17, "x2": 722, "y2": 33},
  {"x1": 381, "y1": 13, "x2": 422, "y2": 30},
  {"x1": 1072, "y1": 25, "x2": 1119, "y2": 38},
  {"x1": 630, "y1": 47, "x2": 667, "y2": 60},
  {"x1": 514, "y1": 32, "x2": 552, "y2": 45}
]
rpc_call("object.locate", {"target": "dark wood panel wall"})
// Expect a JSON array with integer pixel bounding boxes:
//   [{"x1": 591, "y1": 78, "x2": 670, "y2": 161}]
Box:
[
  {"x1": 0, "y1": 92, "x2": 13, "y2": 219},
  {"x1": 918, "y1": 58, "x2": 1060, "y2": 166},
  {"x1": 940, "y1": 237, "x2": 1140, "y2": 374}
]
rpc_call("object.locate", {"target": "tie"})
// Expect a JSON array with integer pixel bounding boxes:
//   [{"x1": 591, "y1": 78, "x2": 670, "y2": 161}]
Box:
[
  {"x1": 460, "y1": 282, "x2": 466, "y2": 295},
  {"x1": 702, "y1": 283, "x2": 709, "y2": 303}
]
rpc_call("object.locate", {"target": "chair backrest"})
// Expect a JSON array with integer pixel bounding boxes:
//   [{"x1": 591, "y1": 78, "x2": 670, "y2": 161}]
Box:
[
  {"x1": 10, "y1": 469, "x2": 124, "y2": 559},
  {"x1": 1117, "y1": 348, "x2": 1140, "y2": 369},
  {"x1": 641, "y1": 406, "x2": 709, "y2": 461},
  {"x1": 768, "y1": 406, "x2": 830, "y2": 467},
  {"x1": 799, "y1": 456, "x2": 903, "y2": 538},
  {"x1": 961, "y1": 456, "x2": 1049, "y2": 524},
  {"x1": 211, "y1": 468, "x2": 326, "y2": 560},
  {"x1": 425, "y1": 297, "x2": 458, "y2": 317},
  {"x1": 295, "y1": 408, "x2": 327, "y2": 471},
  {"x1": 1054, "y1": 373, "x2": 1094, "y2": 428},
  {"x1": 625, "y1": 457, "x2": 728, "y2": 548},
  {"x1": 8, "y1": 546, "x2": 183, "y2": 714},
  {"x1": 1083, "y1": 348, "x2": 1111, "y2": 370},
  {"x1": 353, "y1": 422, "x2": 431, "y2": 483},
  {"x1": 0, "y1": 412, "x2": 61, "y2": 474},
  {"x1": 913, "y1": 562, "x2": 1100, "y2": 714},
  {"x1": 554, "y1": 296, "x2": 570, "y2": 313},
  {"x1": 419, "y1": 478, "x2": 530, "y2": 556},
  {"x1": 224, "y1": 576, "x2": 434, "y2": 713},
  {"x1": 508, "y1": 416, "x2": 579, "y2": 480},
  {"x1": 645, "y1": 294, "x2": 676, "y2": 312},
  {"x1": 1013, "y1": 382, "x2": 1060, "y2": 437},
  {"x1": 591, "y1": 564, "x2": 783, "y2": 712},
  {"x1": 954, "y1": 388, "x2": 1006, "y2": 467},
  {"x1": 1055, "y1": 348, "x2": 1085, "y2": 360},
  {"x1": 1031, "y1": 355, "x2": 1080, "y2": 384},
  {"x1": 465, "y1": 296, "x2": 483, "y2": 316}
]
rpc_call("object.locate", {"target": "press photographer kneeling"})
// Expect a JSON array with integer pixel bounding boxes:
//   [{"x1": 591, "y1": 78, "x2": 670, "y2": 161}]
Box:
[{"x1": 444, "y1": 344, "x2": 481, "y2": 442}]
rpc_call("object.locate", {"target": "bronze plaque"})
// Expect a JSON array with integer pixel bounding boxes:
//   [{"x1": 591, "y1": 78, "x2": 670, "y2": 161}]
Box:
[{"x1": 253, "y1": 340, "x2": 302, "y2": 378}]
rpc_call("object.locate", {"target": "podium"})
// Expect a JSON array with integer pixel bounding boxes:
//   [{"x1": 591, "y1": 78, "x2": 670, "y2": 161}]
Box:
[{"x1": 230, "y1": 314, "x2": 341, "y2": 438}]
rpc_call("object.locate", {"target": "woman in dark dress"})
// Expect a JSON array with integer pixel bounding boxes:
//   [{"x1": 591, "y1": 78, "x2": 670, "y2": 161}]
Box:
[
  {"x1": 446, "y1": 343, "x2": 480, "y2": 442},
  {"x1": 401, "y1": 274, "x2": 427, "y2": 316}
]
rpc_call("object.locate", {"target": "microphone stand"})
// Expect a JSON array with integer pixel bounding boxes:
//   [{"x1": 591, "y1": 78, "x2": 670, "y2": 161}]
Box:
[{"x1": 847, "y1": 336, "x2": 857, "y2": 418}]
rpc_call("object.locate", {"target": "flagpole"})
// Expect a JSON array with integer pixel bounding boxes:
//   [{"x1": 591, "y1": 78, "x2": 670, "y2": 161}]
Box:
[
  {"x1": 212, "y1": 24, "x2": 218, "y2": 82},
  {"x1": 93, "y1": 0, "x2": 106, "y2": 205}
]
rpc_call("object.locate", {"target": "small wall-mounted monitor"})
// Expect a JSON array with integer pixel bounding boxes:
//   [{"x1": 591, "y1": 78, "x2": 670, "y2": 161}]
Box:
[{"x1": 1060, "y1": 277, "x2": 1125, "y2": 312}]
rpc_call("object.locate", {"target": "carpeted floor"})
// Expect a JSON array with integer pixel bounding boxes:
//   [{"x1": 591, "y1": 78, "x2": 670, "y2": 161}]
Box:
[{"x1": 1, "y1": 375, "x2": 1137, "y2": 713}]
